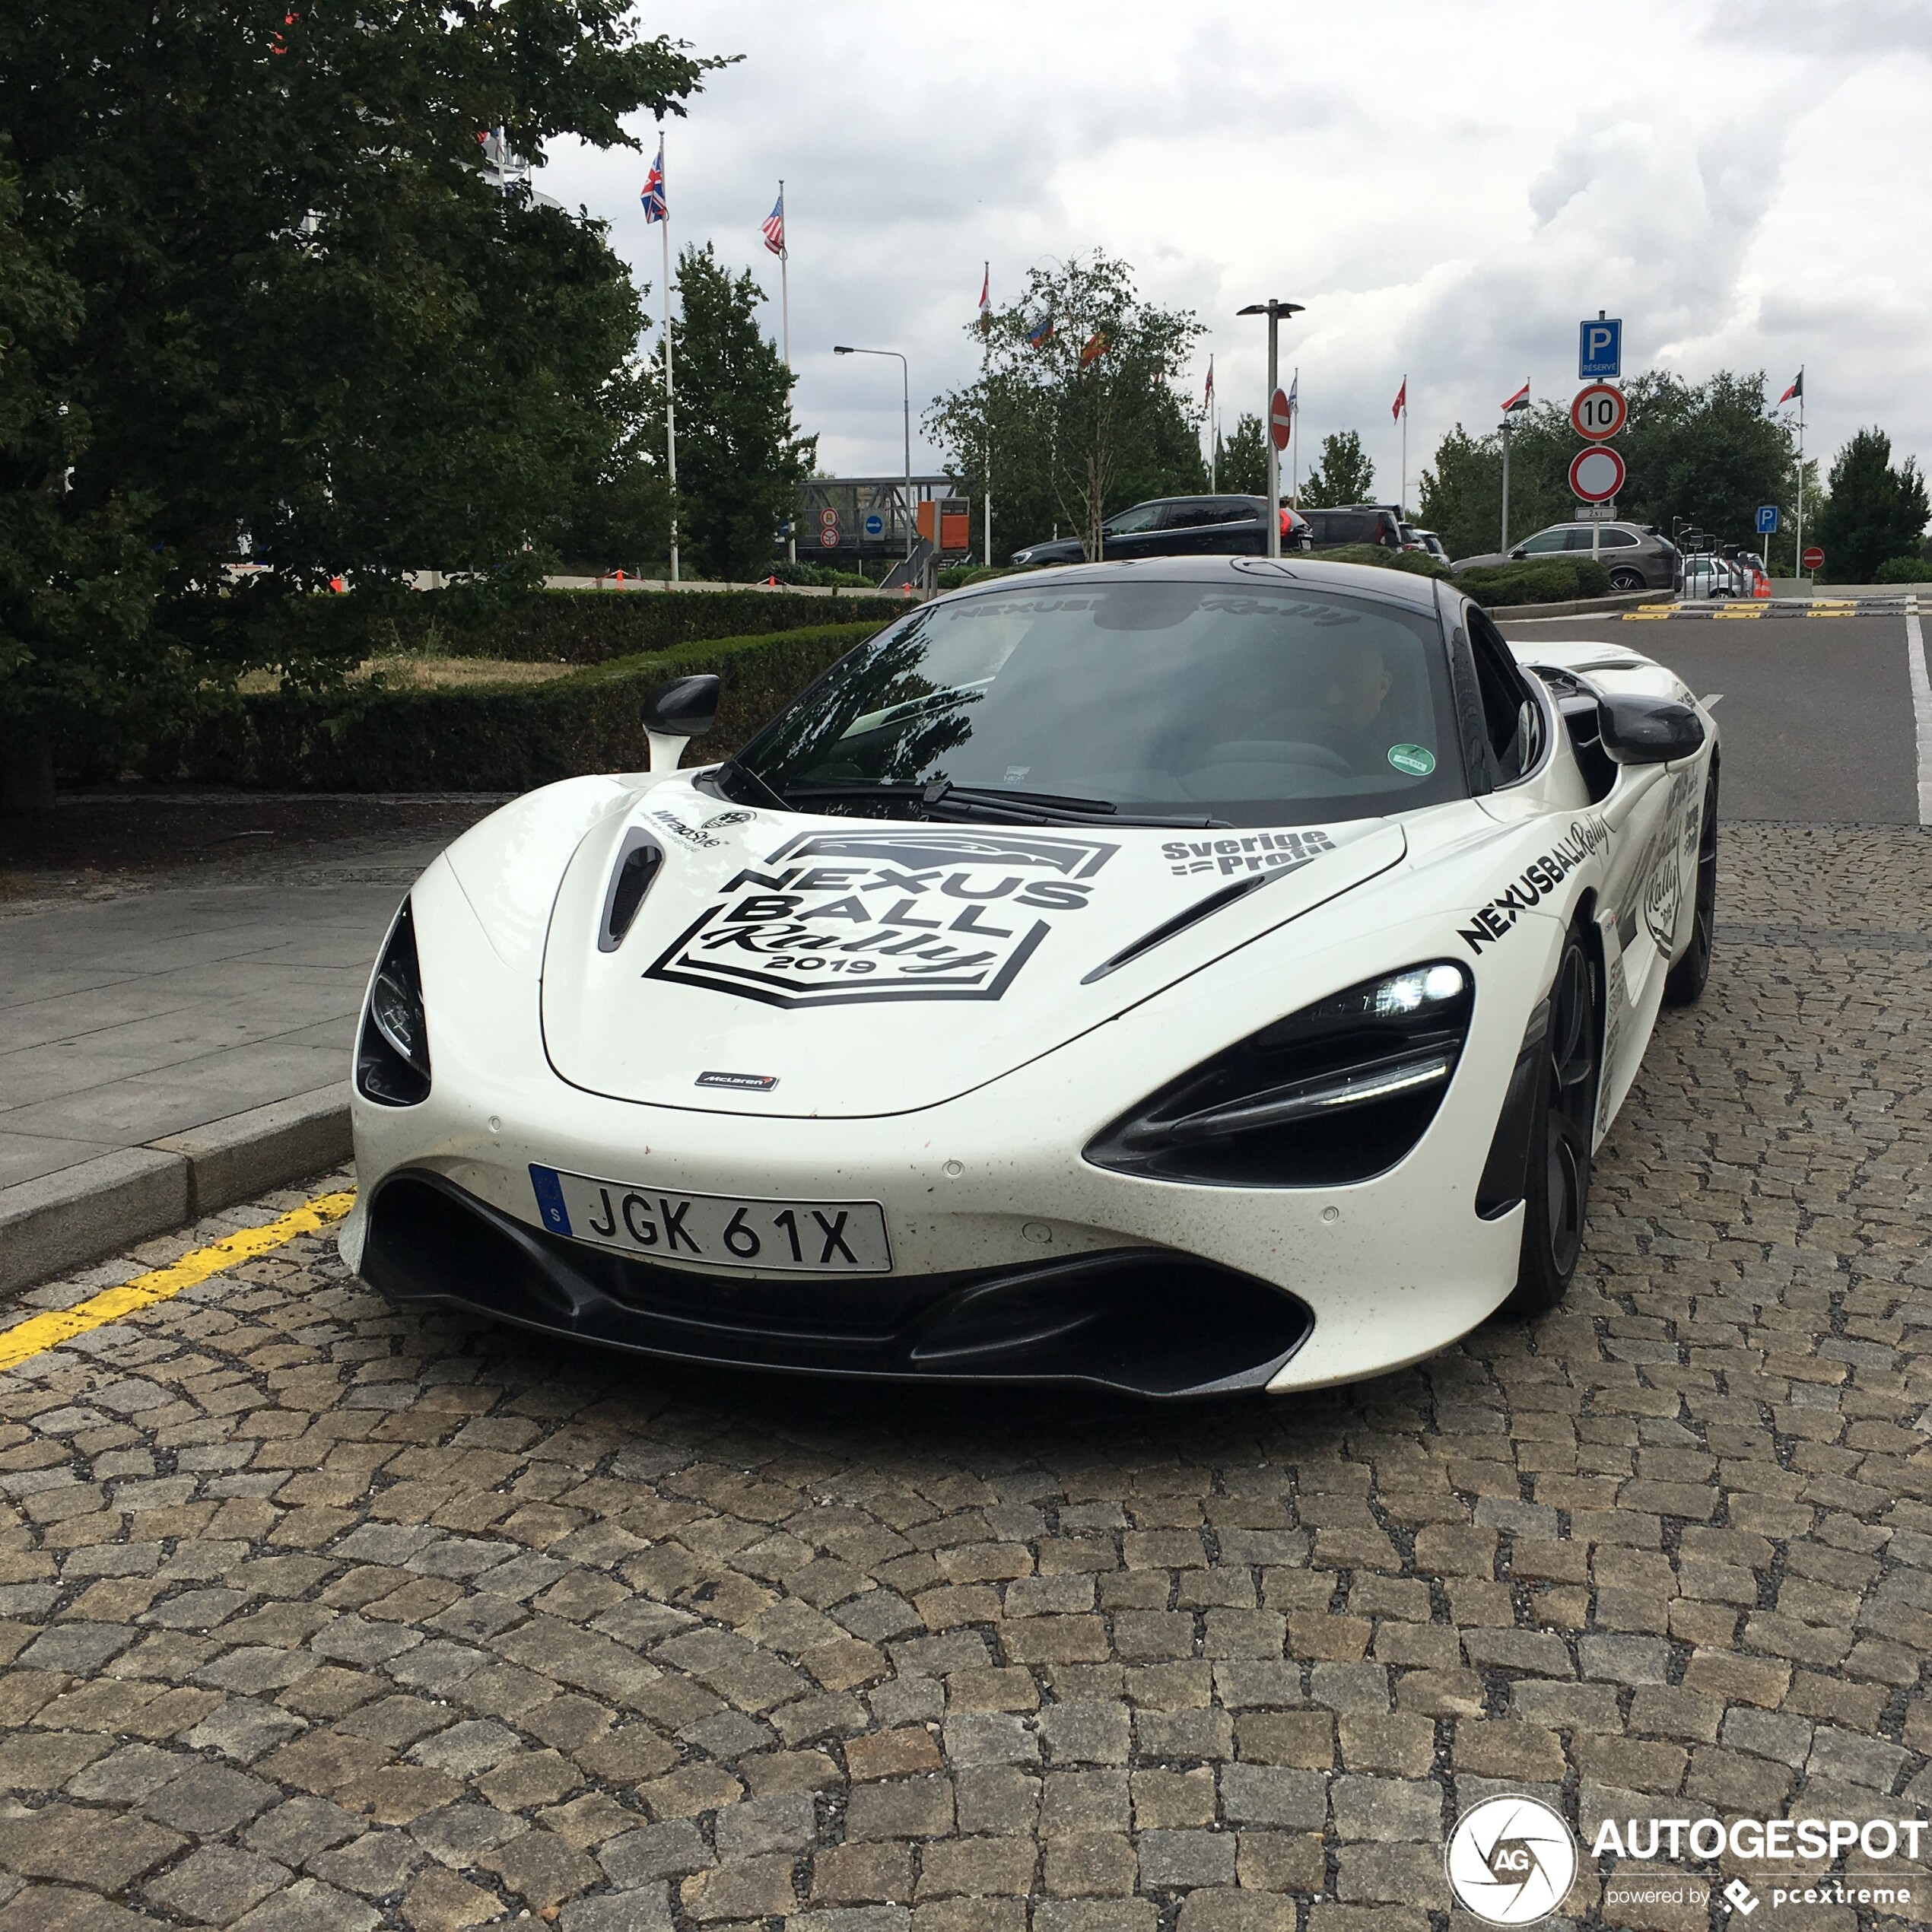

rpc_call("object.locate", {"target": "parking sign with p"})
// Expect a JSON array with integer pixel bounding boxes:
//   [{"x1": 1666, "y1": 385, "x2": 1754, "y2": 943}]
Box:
[{"x1": 1578, "y1": 316, "x2": 1622, "y2": 379}]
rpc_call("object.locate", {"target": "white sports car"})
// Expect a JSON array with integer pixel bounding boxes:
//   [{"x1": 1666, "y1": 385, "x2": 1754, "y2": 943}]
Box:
[{"x1": 338, "y1": 558, "x2": 1718, "y2": 1397}]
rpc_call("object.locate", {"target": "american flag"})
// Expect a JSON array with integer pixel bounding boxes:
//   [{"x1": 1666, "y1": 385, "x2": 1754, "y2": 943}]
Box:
[
  {"x1": 640, "y1": 141, "x2": 666, "y2": 224},
  {"x1": 762, "y1": 189, "x2": 786, "y2": 257}
]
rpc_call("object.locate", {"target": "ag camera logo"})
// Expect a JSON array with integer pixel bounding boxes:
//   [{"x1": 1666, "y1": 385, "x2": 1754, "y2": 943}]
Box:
[{"x1": 1446, "y1": 1794, "x2": 1579, "y2": 1924}]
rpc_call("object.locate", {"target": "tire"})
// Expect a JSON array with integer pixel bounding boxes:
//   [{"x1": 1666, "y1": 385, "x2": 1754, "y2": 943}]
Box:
[
  {"x1": 1663, "y1": 765, "x2": 1718, "y2": 1006},
  {"x1": 1506, "y1": 928, "x2": 1599, "y2": 1314},
  {"x1": 1608, "y1": 567, "x2": 1646, "y2": 592}
]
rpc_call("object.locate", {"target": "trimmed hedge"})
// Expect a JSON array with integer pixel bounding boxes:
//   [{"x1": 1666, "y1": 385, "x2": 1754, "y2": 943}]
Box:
[
  {"x1": 1453, "y1": 558, "x2": 1612, "y2": 606},
  {"x1": 401, "y1": 586, "x2": 919, "y2": 665},
  {"x1": 1306, "y1": 544, "x2": 1450, "y2": 579},
  {"x1": 143, "y1": 621, "x2": 886, "y2": 793}
]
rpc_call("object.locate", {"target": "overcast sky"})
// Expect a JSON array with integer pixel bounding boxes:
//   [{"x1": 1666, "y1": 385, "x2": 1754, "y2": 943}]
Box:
[{"x1": 535, "y1": 0, "x2": 1932, "y2": 513}]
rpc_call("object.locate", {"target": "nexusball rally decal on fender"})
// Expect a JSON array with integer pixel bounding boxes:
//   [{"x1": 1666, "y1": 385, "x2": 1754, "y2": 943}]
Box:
[
  {"x1": 1457, "y1": 816, "x2": 1609, "y2": 955},
  {"x1": 648, "y1": 827, "x2": 1120, "y2": 1008}
]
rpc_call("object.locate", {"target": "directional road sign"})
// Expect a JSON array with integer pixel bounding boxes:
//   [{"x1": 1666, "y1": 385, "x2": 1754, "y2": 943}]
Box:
[
  {"x1": 1571, "y1": 383, "x2": 1627, "y2": 440},
  {"x1": 1568, "y1": 444, "x2": 1626, "y2": 504},
  {"x1": 1756, "y1": 505, "x2": 1780, "y2": 535},
  {"x1": 1578, "y1": 316, "x2": 1622, "y2": 379},
  {"x1": 1269, "y1": 389, "x2": 1292, "y2": 451},
  {"x1": 863, "y1": 513, "x2": 885, "y2": 537},
  {"x1": 1802, "y1": 545, "x2": 1824, "y2": 570}
]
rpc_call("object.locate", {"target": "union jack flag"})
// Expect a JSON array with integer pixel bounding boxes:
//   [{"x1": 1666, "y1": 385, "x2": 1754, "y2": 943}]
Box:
[
  {"x1": 762, "y1": 189, "x2": 785, "y2": 256},
  {"x1": 640, "y1": 141, "x2": 666, "y2": 224}
]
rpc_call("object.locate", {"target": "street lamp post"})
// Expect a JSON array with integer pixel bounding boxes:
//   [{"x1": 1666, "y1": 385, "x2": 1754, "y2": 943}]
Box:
[
  {"x1": 834, "y1": 345, "x2": 913, "y2": 583},
  {"x1": 1238, "y1": 300, "x2": 1305, "y2": 558}
]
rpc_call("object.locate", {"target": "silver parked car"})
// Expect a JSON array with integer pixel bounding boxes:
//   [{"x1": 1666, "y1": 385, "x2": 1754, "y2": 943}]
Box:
[{"x1": 1454, "y1": 520, "x2": 1680, "y2": 593}]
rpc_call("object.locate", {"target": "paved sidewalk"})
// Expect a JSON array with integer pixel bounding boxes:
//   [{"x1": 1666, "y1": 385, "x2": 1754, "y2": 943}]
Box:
[
  {"x1": 0, "y1": 802, "x2": 494, "y2": 1292},
  {"x1": 0, "y1": 883, "x2": 396, "y2": 1190}
]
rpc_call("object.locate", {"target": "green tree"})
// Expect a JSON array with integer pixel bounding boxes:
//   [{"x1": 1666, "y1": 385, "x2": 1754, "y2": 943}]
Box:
[
  {"x1": 1216, "y1": 413, "x2": 1269, "y2": 496},
  {"x1": 927, "y1": 253, "x2": 1203, "y2": 560},
  {"x1": 1300, "y1": 431, "x2": 1377, "y2": 510},
  {"x1": 0, "y1": 1, "x2": 723, "y2": 807},
  {"x1": 1810, "y1": 429, "x2": 1929, "y2": 581},
  {"x1": 634, "y1": 244, "x2": 815, "y2": 580},
  {"x1": 1419, "y1": 372, "x2": 1810, "y2": 567}
]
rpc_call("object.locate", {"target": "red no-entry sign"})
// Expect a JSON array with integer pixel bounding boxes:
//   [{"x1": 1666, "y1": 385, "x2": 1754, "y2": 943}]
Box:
[
  {"x1": 1568, "y1": 444, "x2": 1626, "y2": 504},
  {"x1": 1269, "y1": 389, "x2": 1292, "y2": 451},
  {"x1": 1802, "y1": 545, "x2": 1824, "y2": 570}
]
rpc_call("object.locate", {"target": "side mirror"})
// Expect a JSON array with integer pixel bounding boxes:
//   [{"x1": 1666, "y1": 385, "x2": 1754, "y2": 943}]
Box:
[
  {"x1": 642, "y1": 673, "x2": 720, "y2": 774},
  {"x1": 1597, "y1": 693, "x2": 1705, "y2": 765},
  {"x1": 1508, "y1": 547, "x2": 1527, "y2": 561}
]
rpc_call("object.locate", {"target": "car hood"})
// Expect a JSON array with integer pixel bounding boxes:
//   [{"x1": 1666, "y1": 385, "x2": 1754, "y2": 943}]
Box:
[{"x1": 537, "y1": 779, "x2": 1407, "y2": 1118}]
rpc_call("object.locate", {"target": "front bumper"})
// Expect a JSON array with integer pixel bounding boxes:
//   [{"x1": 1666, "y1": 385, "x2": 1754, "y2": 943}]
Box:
[
  {"x1": 362, "y1": 1168, "x2": 1312, "y2": 1397},
  {"x1": 342, "y1": 852, "x2": 1560, "y2": 1397}
]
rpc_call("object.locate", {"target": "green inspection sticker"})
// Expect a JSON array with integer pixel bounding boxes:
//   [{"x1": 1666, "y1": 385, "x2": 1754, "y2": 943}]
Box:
[{"x1": 1387, "y1": 742, "x2": 1436, "y2": 777}]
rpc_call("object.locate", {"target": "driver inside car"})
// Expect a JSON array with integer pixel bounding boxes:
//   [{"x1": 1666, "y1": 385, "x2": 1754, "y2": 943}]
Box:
[{"x1": 1247, "y1": 635, "x2": 1395, "y2": 775}]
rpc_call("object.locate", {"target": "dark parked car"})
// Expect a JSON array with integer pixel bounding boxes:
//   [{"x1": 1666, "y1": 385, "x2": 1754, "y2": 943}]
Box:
[
  {"x1": 1010, "y1": 496, "x2": 1311, "y2": 567},
  {"x1": 1299, "y1": 505, "x2": 1404, "y2": 551},
  {"x1": 1453, "y1": 520, "x2": 1680, "y2": 593}
]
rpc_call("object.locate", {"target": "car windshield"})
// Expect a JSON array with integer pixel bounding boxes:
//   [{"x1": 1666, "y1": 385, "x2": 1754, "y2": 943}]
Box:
[{"x1": 723, "y1": 578, "x2": 1465, "y2": 828}]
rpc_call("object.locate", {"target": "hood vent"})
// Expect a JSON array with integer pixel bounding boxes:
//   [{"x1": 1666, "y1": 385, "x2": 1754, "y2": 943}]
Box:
[
  {"x1": 1083, "y1": 860, "x2": 1315, "y2": 984},
  {"x1": 599, "y1": 831, "x2": 665, "y2": 952}
]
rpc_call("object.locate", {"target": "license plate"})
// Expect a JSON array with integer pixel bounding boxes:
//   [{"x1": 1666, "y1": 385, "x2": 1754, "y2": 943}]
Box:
[{"x1": 529, "y1": 1165, "x2": 891, "y2": 1273}]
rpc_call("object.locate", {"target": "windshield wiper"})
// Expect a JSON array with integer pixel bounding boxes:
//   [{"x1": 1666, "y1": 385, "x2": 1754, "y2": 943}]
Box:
[{"x1": 782, "y1": 780, "x2": 1225, "y2": 830}]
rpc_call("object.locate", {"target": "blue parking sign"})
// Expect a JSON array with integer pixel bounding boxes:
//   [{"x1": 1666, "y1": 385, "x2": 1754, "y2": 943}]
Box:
[
  {"x1": 1578, "y1": 316, "x2": 1622, "y2": 379},
  {"x1": 1756, "y1": 504, "x2": 1779, "y2": 535}
]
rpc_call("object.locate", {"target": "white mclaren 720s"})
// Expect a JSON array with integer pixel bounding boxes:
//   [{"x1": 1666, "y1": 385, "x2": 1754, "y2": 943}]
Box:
[{"x1": 338, "y1": 557, "x2": 1718, "y2": 1397}]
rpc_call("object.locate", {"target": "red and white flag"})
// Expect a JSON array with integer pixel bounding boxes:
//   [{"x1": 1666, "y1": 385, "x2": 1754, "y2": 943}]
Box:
[
  {"x1": 977, "y1": 263, "x2": 990, "y2": 334},
  {"x1": 1203, "y1": 356, "x2": 1214, "y2": 406},
  {"x1": 1501, "y1": 380, "x2": 1530, "y2": 413},
  {"x1": 1391, "y1": 377, "x2": 1407, "y2": 421},
  {"x1": 761, "y1": 188, "x2": 786, "y2": 256}
]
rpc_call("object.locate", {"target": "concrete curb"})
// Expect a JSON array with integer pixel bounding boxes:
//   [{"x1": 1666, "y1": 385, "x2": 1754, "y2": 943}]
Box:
[
  {"x1": 1482, "y1": 589, "x2": 1660, "y2": 621},
  {"x1": 0, "y1": 1084, "x2": 351, "y2": 1298}
]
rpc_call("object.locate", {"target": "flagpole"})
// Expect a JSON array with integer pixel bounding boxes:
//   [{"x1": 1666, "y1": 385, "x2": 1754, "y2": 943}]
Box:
[
  {"x1": 780, "y1": 183, "x2": 793, "y2": 565},
  {"x1": 658, "y1": 131, "x2": 678, "y2": 586},
  {"x1": 1794, "y1": 371, "x2": 1806, "y2": 583},
  {"x1": 1400, "y1": 378, "x2": 1407, "y2": 520},
  {"x1": 1290, "y1": 368, "x2": 1299, "y2": 507},
  {"x1": 1500, "y1": 416, "x2": 1511, "y2": 554},
  {"x1": 983, "y1": 260, "x2": 993, "y2": 570}
]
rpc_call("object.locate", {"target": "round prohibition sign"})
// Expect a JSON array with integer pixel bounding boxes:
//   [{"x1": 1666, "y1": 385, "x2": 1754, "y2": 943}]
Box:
[
  {"x1": 1571, "y1": 382, "x2": 1627, "y2": 440},
  {"x1": 1568, "y1": 443, "x2": 1626, "y2": 504}
]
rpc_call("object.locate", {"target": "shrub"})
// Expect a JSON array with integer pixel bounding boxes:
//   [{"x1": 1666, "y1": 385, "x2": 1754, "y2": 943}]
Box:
[
  {"x1": 1873, "y1": 554, "x2": 1928, "y2": 583},
  {"x1": 1305, "y1": 545, "x2": 1450, "y2": 579},
  {"x1": 1454, "y1": 558, "x2": 1613, "y2": 607},
  {"x1": 384, "y1": 586, "x2": 917, "y2": 665},
  {"x1": 136, "y1": 621, "x2": 887, "y2": 793}
]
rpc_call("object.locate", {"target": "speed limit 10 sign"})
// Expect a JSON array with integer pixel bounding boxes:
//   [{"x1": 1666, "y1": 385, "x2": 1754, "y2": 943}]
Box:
[{"x1": 1571, "y1": 383, "x2": 1627, "y2": 440}]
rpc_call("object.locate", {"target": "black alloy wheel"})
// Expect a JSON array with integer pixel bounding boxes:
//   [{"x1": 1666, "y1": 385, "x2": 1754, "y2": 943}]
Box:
[
  {"x1": 1663, "y1": 764, "x2": 1719, "y2": 1006},
  {"x1": 1507, "y1": 927, "x2": 1600, "y2": 1314}
]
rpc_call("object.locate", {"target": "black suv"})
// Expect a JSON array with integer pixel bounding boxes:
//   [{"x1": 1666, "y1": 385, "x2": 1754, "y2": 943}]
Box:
[
  {"x1": 1010, "y1": 496, "x2": 1312, "y2": 567},
  {"x1": 1298, "y1": 505, "x2": 1404, "y2": 550}
]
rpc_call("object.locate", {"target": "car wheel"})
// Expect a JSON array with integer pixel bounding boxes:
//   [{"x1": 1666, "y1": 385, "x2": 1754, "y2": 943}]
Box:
[
  {"x1": 1506, "y1": 928, "x2": 1599, "y2": 1314},
  {"x1": 1608, "y1": 567, "x2": 1645, "y2": 592},
  {"x1": 1663, "y1": 765, "x2": 1718, "y2": 1007}
]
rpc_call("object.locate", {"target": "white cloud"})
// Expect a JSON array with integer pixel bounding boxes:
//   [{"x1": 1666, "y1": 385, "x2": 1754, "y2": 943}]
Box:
[{"x1": 538, "y1": 1, "x2": 1932, "y2": 515}]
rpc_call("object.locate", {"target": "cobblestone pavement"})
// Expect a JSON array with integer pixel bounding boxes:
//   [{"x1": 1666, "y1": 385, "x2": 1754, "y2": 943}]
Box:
[{"x1": 0, "y1": 821, "x2": 1927, "y2": 1932}]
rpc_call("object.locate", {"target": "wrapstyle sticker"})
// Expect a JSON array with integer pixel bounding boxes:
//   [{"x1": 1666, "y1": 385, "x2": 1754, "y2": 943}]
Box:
[{"x1": 649, "y1": 828, "x2": 1118, "y2": 1008}]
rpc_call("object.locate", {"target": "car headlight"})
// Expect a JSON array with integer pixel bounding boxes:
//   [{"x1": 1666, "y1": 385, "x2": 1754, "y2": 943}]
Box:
[
  {"x1": 1012, "y1": 548, "x2": 1034, "y2": 564},
  {"x1": 1085, "y1": 961, "x2": 1472, "y2": 1187},
  {"x1": 357, "y1": 900, "x2": 431, "y2": 1107}
]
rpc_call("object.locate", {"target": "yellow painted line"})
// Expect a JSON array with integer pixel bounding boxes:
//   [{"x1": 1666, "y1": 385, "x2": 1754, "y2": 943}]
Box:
[
  {"x1": 1621, "y1": 611, "x2": 1676, "y2": 620},
  {"x1": 1806, "y1": 609, "x2": 1854, "y2": 618},
  {"x1": 0, "y1": 1190, "x2": 355, "y2": 1373},
  {"x1": 1714, "y1": 606, "x2": 1765, "y2": 618}
]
